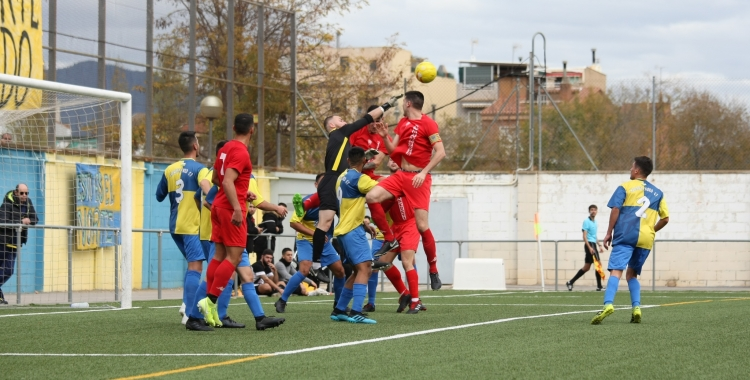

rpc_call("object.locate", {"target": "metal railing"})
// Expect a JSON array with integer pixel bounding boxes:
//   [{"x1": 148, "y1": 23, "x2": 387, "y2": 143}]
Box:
[{"x1": 435, "y1": 239, "x2": 750, "y2": 291}]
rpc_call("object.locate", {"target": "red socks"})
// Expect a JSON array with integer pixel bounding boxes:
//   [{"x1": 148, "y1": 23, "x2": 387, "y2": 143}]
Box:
[
  {"x1": 406, "y1": 269, "x2": 419, "y2": 309},
  {"x1": 421, "y1": 229, "x2": 438, "y2": 273},
  {"x1": 368, "y1": 202, "x2": 395, "y2": 241},
  {"x1": 206, "y1": 258, "x2": 220, "y2": 294},
  {"x1": 384, "y1": 266, "x2": 407, "y2": 295},
  {"x1": 304, "y1": 193, "x2": 320, "y2": 210},
  {"x1": 208, "y1": 260, "x2": 236, "y2": 298}
]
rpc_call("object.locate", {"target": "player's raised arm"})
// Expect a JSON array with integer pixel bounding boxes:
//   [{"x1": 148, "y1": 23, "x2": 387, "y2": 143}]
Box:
[{"x1": 339, "y1": 94, "x2": 402, "y2": 136}]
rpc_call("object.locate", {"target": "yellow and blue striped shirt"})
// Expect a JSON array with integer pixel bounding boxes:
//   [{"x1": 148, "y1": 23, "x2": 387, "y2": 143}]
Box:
[
  {"x1": 334, "y1": 169, "x2": 378, "y2": 236},
  {"x1": 156, "y1": 158, "x2": 208, "y2": 235},
  {"x1": 607, "y1": 179, "x2": 669, "y2": 249}
]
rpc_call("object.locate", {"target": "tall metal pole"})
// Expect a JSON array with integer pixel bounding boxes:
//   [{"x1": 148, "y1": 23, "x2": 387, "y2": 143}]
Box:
[
  {"x1": 528, "y1": 51, "x2": 534, "y2": 169},
  {"x1": 226, "y1": 0, "x2": 235, "y2": 139},
  {"x1": 652, "y1": 76, "x2": 657, "y2": 170},
  {"x1": 188, "y1": 0, "x2": 197, "y2": 132},
  {"x1": 97, "y1": 0, "x2": 106, "y2": 151},
  {"x1": 256, "y1": 4, "x2": 265, "y2": 167},
  {"x1": 515, "y1": 77, "x2": 520, "y2": 170},
  {"x1": 16, "y1": 226, "x2": 22, "y2": 304},
  {"x1": 538, "y1": 81, "x2": 543, "y2": 171},
  {"x1": 276, "y1": 121, "x2": 281, "y2": 167},
  {"x1": 289, "y1": 12, "x2": 297, "y2": 169},
  {"x1": 208, "y1": 119, "x2": 214, "y2": 162},
  {"x1": 145, "y1": 0, "x2": 154, "y2": 156},
  {"x1": 47, "y1": 0, "x2": 58, "y2": 149}
]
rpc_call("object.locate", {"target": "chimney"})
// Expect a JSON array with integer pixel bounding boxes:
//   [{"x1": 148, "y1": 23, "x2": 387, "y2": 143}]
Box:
[
  {"x1": 560, "y1": 60, "x2": 573, "y2": 102},
  {"x1": 592, "y1": 48, "x2": 597, "y2": 64},
  {"x1": 336, "y1": 31, "x2": 341, "y2": 49}
]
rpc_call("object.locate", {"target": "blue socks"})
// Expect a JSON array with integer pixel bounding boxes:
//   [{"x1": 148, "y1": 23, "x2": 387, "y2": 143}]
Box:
[
  {"x1": 188, "y1": 280, "x2": 207, "y2": 319},
  {"x1": 217, "y1": 279, "x2": 234, "y2": 319},
  {"x1": 184, "y1": 270, "x2": 201, "y2": 318},
  {"x1": 367, "y1": 271, "x2": 378, "y2": 305},
  {"x1": 604, "y1": 275, "x2": 620, "y2": 305},
  {"x1": 336, "y1": 287, "x2": 353, "y2": 311},
  {"x1": 352, "y1": 283, "x2": 367, "y2": 313},
  {"x1": 282, "y1": 272, "x2": 306, "y2": 302},
  {"x1": 627, "y1": 278, "x2": 641, "y2": 307},
  {"x1": 241, "y1": 283, "x2": 265, "y2": 318},
  {"x1": 333, "y1": 276, "x2": 346, "y2": 306}
]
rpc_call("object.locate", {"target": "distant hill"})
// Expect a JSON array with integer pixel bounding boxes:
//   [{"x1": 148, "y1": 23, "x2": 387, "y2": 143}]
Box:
[{"x1": 50, "y1": 61, "x2": 147, "y2": 115}]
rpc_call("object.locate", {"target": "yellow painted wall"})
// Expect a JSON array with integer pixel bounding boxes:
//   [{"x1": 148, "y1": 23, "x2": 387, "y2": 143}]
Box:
[{"x1": 43, "y1": 153, "x2": 144, "y2": 292}]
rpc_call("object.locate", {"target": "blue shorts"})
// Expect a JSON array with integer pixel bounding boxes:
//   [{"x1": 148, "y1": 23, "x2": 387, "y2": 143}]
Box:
[
  {"x1": 297, "y1": 239, "x2": 340, "y2": 268},
  {"x1": 171, "y1": 234, "x2": 204, "y2": 262},
  {"x1": 201, "y1": 240, "x2": 215, "y2": 261},
  {"x1": 238, "y1": 250, "x2": 251, "y2": 268},
  {"x1": 608, "y1": 245, "x2": 651, "y2": 275},
  {"x1": 337, "y1": 225, "x2": 372, "y2": 265},
  {"x1": 370, "y1": 239, "x2": 383, "y2": 259}
]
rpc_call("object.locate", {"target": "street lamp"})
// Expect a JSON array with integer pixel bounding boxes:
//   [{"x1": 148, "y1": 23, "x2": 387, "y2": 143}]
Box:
[
  {"x1": 199, "y1": 95, "x2": 223, "y2": 162},
  {"x1": 276, "y1": 114, "x2": 289, "y2": 167}
]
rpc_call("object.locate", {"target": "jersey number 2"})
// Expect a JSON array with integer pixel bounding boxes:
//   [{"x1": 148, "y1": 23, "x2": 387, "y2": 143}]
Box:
[{"x1": 635, "y1": 196, "x2": 650, "y2": 218}]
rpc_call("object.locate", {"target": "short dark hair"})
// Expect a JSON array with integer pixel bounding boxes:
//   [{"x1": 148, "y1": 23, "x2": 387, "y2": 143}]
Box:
[
  {"x1": 324, "y1": 116, "x2": 335, "y2": 129},
  {"x1": 588, "y1": 204, "x2": 597, "y2": 211},
  {"x1": 216, "y1": 140, "x2": 228, "y2": 153},
  {"x1": 364, "y1": 215, "x2": 371, "y2": 221},
  {"x1": 634, "y1": 156, "x2": 653, "y2": 177},
  {"x1": 279, "y1": 202, "x2": 287, "y2": 208},
  {"x1": 178, "y1": 131, "x2": 197, "y2": 153},
  {"x1": 282, "y1": 248, "x2": 292, "y2": 254},
  {"x1": 348, "y1": 146, "x2": 365, "y2": 166},
  {"x1": 262, "y1": 249, "x2": 274, "y2": 257},
  {"x1": 315, "y1": 173, "x2": 325, "y2": 183},
  {"x1": 234, "y1": 113, "x2": 254, "y2": 135},
  {"x1": 404, "y1": 91, "x2": 424, "y2": 111}
]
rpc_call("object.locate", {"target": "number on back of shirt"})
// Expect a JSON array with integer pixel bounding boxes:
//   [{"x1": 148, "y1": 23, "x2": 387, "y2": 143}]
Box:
[
  {"x1": 635, "y1": 196, "x2": 650, "y2": 219},
  {"x1": 219, "y1": 152, "x2": 227, "y2": 175},
  {"x1": 175, "y1": 179, "x2": 185, "y2": 203}
]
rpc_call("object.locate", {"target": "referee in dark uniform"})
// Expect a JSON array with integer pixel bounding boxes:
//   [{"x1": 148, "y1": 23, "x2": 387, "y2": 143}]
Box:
[{"x1": 311, "y1": 95, "x2": 402, "y2": 268}]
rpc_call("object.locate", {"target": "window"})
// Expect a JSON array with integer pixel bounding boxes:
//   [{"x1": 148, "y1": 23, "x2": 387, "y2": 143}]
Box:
[
  {"x1": 468, "y1": 111, "x2": 481, "y2": 125},
  {"x1": 369, "y1": 60, "x2": 377, "y2": 71},
  {"x1": 461, "y1": 66, "x2": 493, "y2": 86}
]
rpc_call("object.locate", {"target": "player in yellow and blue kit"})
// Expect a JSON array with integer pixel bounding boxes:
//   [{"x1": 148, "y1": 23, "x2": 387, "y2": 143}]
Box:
[
  {"x1": 592, "y1": 156, "x2": 669, "y2": 325},
  {"x1": 332, "y1": 147, "x2": 380, "y2": 324},
  {"x1": 274, "y1": 173, "x2": 347, "y2": 315},
  {"x1": 155, "y1": 131, "x2": 211, "y2": 328}
]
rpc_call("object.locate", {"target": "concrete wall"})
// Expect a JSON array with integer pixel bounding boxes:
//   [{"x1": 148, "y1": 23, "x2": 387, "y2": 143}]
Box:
[{"x1": 431, "y1": 171, "x2": 750, "y2": 288}]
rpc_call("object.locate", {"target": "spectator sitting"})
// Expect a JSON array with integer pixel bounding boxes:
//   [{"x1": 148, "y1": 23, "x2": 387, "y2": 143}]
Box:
[
  {"x1": 255, "y1": 203, "x2": 287, "y2": 254},
  {"x1": 252, "y1": 249, "x2": 285, "y2": 297},
  {"x1": 0, "y1": 183, "x2": 39, "y2": 304},
  {"x1": 276, "y1": 247, "x2": 318, "y2": 296}
]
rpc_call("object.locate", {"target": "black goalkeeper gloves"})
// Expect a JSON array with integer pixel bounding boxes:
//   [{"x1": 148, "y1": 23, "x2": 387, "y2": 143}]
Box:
[{"x1": 380, "y1": 94, "x2": 403, "y2": 112}]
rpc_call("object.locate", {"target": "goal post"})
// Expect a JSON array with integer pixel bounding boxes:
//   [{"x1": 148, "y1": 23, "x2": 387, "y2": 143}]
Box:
[{"x1": 0, "y1": 73, "x2": 133, "y2": 309}]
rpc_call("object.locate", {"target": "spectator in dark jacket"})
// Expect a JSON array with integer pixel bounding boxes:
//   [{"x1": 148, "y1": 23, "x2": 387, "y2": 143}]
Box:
[
  {"x1": 255, "y1": 203, "x2": 287, "y2": 254},
  {"x1": 0, "y1": 184, "x2": 39, "y2": 304}
]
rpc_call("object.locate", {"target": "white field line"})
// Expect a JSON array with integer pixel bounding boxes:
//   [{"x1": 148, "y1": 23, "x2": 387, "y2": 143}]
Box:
[
  {"x1": 1, "y1": 305, "x2": 655, "y2": 358},
  {"x1": 0, "y1": 353, "x2": 257, "y2": 357},
  {"x1": 0, "y1": 307, "x2": 137, "y2": 318}
]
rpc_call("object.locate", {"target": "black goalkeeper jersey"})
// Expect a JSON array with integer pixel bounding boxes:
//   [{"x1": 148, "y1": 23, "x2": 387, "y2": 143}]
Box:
[{"x1": 323, "y1": 114, "x2": 374, "y2": 174}]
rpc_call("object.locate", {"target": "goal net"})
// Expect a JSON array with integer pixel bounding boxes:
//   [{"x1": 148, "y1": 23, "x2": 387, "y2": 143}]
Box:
[{"x1": 0, "y1": 73, "x2": 132, "y2": 308}]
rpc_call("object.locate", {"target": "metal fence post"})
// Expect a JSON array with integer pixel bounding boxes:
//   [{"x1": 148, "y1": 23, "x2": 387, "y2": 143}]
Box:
[
  {"x1": 187, "y1": 0, "x2": 197, "y2": 132},
  {"x1": 256, "y1": 3, "x2": 265, "y2": 166},
  {"x1": 68, "y1": 228, "x2": 73, "y2": 303},
  {"x1": 16, "y1": 226, "x2": 22, "y2": 304},
  {"x1": 458, "y1": 241, "x2": 464, "y2": 259},
  {"x1": 157, "y1": 231, "x2": 163, "y2": 300},
  {"x1": 554, "y1": 241, "x2": 558, "y2": 291},
  {"x1": 652, "y1": 241, "x2": 656, "y2": 291},
  {"x1": 114, "y1": 230, "x2": 120, "y2": 302},
  {"x1": 226, "y1": 0, "x2": 235, "y2": 140}
]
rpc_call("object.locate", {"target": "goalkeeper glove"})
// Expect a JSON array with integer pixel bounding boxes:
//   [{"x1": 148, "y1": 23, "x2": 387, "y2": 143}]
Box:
[
  {"x1": 364, "y1": 148, "x2": 379, "y2": 161},
  {"x1": 380, "y1": 94, "x2": 403, "y2": 112}
]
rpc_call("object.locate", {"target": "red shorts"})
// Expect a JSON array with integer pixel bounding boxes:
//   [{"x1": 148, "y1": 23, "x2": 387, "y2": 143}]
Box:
[
  {"x1": 361, "y1": 169, "x2": 383, "y2": 181},
  {"x1": 392, "y1": 220, "x2": 419, "y2": 252},
  {"x1": 377, "y1": 170, "x2": 431, "y2": 211},
  {"x1": 210, "y1": 206, "x2": 247, "y2": 248}
]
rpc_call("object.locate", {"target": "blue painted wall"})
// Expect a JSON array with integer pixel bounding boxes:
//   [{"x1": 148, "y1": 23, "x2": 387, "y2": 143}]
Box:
[
  {"x1": 142, "y1": 162, "x2": 186, "y2": 289},
  {"x1": 0, "y1": 148, "x2": 46, "y2": 293}
]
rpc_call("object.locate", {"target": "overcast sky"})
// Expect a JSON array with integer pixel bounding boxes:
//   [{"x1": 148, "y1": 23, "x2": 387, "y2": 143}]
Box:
[{"x1": 325, "y1": 0, "x2": 750, "y2": 81}]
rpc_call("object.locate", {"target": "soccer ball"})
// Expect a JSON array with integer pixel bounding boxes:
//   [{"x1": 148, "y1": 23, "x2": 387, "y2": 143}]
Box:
[{"x1": 415, "y1": 61, "x2": 437, "y2": 83}]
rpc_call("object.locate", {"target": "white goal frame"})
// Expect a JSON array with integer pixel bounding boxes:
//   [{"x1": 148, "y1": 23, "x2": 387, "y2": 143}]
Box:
[{"x1": 0, "y1": 73, "x2": 133, "y2": 309}]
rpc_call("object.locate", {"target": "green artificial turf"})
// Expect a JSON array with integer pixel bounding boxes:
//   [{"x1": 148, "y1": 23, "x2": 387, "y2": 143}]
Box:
[{"x1": 1, "y1": 290, "x2": 748, "y2": 379}]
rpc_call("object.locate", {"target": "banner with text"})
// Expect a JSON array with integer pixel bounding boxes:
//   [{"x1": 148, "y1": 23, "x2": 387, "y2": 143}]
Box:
[
  {"x1": 75, "y1": 164, "x2": 121, "y2": 250},
  {"x1": 0, "y1": 0, "x2": 43, "y2": 109}
]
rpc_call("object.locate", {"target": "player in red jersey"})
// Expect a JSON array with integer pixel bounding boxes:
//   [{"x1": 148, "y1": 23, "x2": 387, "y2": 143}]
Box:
[
  {"x1": 366, "y1": 91, "x2": 446, "y2": 290},
  {"x1": 197, "y1": 113, "x2": 284, "y2": 331}
]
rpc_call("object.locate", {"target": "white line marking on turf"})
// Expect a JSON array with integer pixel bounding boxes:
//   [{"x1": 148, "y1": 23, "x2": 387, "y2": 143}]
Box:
[
  {"x1": 0, "y1": 307, "x2": 137, "y2": 318},
  {"x1": 0, "y1": 353, "x2": 257, "y2": 357}
]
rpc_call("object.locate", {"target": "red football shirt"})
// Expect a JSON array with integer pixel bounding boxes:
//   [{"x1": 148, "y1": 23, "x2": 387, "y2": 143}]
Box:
[
  {"x1": 391, "y1": 114, "x2": 441, "y2": 169},
  {"x1": 212, "y1": 140, "x2": 252, "y2": 211},
  {"x1": 350, "y1": 127, "x2": 389, "y2": 154}
]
